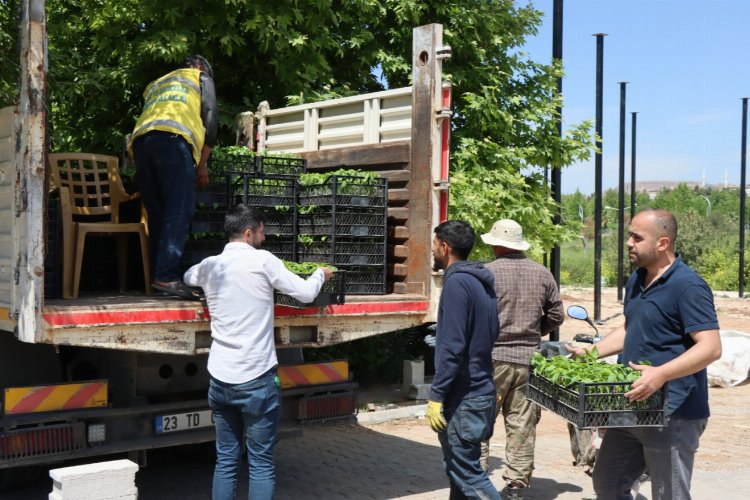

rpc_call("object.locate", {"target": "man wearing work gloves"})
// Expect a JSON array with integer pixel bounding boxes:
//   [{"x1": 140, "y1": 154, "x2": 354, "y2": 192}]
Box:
[{"x1": 426, "y1": 220, "x2": 501, "y2": 499}]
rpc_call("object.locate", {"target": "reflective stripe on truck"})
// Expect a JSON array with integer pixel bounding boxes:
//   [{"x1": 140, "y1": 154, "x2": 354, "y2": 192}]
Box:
[
  {"x1": 3, "y1": 381, "x2": 108, "y2": 415},
  {"x1": 278, "y1": 360, "x2": 349, "y2": 389},
  {"x1": 42, "y1": 301, "x2": 431, "y2": 328}
]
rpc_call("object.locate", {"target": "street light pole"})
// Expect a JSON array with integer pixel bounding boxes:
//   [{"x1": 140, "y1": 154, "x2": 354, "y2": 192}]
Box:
[
  {"x1": 699, "y1": 195, "x2": 712, "y2": 216},
  {"x1": 617, "y1": 82, "x2": 627, "y2": 302},
  {"x1": 550, "y1": 0, "x2": 564, "y2": 341},
  {"x1": 593, "y1": 33, "x2": 607, "y2": 322},
  {"x1": 740, "y1": 97, "x2": 748, "y2": 298}
]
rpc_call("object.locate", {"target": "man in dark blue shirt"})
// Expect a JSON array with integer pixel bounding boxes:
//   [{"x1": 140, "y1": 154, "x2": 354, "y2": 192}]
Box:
[
  {"x1": 568, "y1": 209, "x2": 722, "y2": 500},
  {"x1": 426, "y1": 220, "x2": 501, "y2": 500}
]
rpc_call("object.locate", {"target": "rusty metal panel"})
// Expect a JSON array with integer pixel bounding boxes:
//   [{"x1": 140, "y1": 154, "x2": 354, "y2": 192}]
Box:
[
  {"x1": 14, "y1": 0, "x2": 47, "y2": 342},
  {"x1": 0, "y1": 107, "x2": 15, "y2": 333}
]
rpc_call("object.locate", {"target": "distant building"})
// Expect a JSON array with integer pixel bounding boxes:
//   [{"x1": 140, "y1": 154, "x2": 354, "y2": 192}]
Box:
[{"x1": 623, "y1": 181, "x2": 750, "y2": 199}]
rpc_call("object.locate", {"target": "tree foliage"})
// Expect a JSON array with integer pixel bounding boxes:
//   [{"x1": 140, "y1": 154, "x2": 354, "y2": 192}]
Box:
[
  {"x1": 561, "y1": 184, "x2": 750, "y2": 290},
  {"x1": 1, "y1": 0, "x2": 593, "y2": 250}
]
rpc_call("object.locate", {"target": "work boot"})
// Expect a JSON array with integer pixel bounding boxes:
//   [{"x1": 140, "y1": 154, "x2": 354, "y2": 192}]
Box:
[{"x1": 500, "y1": 483, "x2": 525, "y2": 499}]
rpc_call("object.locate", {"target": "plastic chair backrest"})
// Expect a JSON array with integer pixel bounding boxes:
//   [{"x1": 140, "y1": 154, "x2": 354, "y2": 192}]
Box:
[{"x1": 48, "y1": 153, "x2": 130, "y2": 223}]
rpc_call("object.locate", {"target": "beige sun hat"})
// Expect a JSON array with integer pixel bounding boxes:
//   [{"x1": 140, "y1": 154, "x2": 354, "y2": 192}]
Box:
[{"x1": 480, "y1": 219, "x2": 530, "y2": 251}]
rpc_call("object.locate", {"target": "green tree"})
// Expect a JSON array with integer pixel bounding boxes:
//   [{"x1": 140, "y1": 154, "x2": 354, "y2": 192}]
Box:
[{"x1": 2, "y1": 0, "x2": 593, "y2": 249}]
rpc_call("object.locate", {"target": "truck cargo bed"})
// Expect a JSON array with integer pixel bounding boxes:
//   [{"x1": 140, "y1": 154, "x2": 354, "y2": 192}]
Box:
[{"x1": 41, "y1": 292, "x2": 431, "y2": 354}]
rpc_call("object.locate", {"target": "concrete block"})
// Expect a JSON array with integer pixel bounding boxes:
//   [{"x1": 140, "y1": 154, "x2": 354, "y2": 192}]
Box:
[
  {"x1": 402, "y1": 360, "x2": 424, "y2": 393},
  {"x1": 49, "y1": 459, "x2": 138, "y2": 500}
]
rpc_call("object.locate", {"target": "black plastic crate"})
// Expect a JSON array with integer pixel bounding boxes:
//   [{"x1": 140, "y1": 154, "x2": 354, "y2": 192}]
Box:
[
  {"x1": 335, "y1": 265, "x2": 386, "y2": 295},
  {"x1": 298, "y1": 241, "x2": 386, "y2": 265},
  {"x1": 275, "y1": 271, "x2": 346, "y2": 308},
  {"x1": 263, "y1": 209, "x2": 297, "y2": 236},
  {"x1": 261, "y1": 236, "x2": 296, "y2": 262},
  {"x1": 527, "y1": 371, "x2": 667, "y2": 429},
  {"x1": 180, "y1": 239, "x2": 226, "y2": 270},
  {"x1": 190, "y1": 209, "x2": 226, "y2": 234},
  {"x1": 227, "y1": 173, "x2": 297, "y2": 208},
  {"x1": 195, "y1": 181, "x2": 229, "y2": 211},
  {"x1": 298, "y1": 209, "x2": 386, "y2": 238},
  {"x1": 207, "y1": 153, "x2": 257, "y2": 175},
  {"x1": 298, "y1": 175, "x2": 387, "y2": 208},
  {"x1": 258, "y1": 155, "x2": 306, "y2": 176}
]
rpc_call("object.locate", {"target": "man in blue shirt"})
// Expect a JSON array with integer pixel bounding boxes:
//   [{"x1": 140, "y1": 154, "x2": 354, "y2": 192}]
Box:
[
  {"x1": 426, "y1": 220, "x2": 501, "y2": 499},
  {"x1": 568, "y1": 209, "x2": 722, "y2": 500}
]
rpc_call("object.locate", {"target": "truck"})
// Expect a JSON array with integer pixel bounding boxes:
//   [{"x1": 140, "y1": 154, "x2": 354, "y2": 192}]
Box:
[{"x1": 0, "y1": 0, "x2": 452, "y2": 483}]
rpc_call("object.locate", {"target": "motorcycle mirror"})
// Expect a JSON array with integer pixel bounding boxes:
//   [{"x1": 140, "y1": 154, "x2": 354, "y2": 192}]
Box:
[
  {"x1": 567, "y1": 305, "x2": 589, "y2": 321},
  {"x1": 566, "y1": 304, "x2": 600, "y2": 337}
]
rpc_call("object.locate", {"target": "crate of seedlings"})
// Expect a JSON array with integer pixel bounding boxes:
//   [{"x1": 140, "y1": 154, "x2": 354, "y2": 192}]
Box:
[
  {"x1": 261, "y1": 236, "x2": 297, "y2": 262},
  {"x1": 298, "y1": 170, "x2": 387, "y2": 208},
  {"x1": 527, "y1": 350, "x2": 667, "y2": 430},
  {"x1": 208, "y1": 146, "x2": 257, "y2": 175},
  {"x1": 227, "y1": 173, "x2": 297, "y2": 208},
  {"x1": 190, "y1": 209, "x2": 226, "y2": 234},
  {"x1": 275, "y1": 262, "x2": 346, "y2": 308},
  {"x1": 180, "y1": 237, "x2": 226, "y2": 271},
  {"x1": 297, "y1": 208, "x2": 387, "y2": 238},
  {"x1": 262, "y1": 208, "x2": 297, "y2": 237},
  {"x1": 336, "y1": 265, "x2": 386, "y2": 295},
  {"x1": 257, "y1": 155, "x2": 306, "y2": 177},
  {"x1": 298, "y1": 239, "x2": 386, "y2": 266}
]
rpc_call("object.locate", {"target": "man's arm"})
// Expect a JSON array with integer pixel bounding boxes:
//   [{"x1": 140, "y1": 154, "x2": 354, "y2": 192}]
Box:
[
  {"x1": 540, "y1": 277, "x2": 564, "y2": 335},
  {"x1": 266, "y1": 255, "x2": 332, "y2": 303},
  {"x1": 196, "y1": 72, "x2": 218, "y2": 187},
  {"x1": 626, "y1": 328, "x2": 722, "y2": 401},
  {"x1": 183, "y1": 262, "x2": 203, "y2": 287}
]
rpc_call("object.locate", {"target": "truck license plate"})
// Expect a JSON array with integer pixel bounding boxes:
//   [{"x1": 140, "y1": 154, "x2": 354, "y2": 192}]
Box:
[{"x1": 155, "y1": 409, "x2": 214, "y2": 434}]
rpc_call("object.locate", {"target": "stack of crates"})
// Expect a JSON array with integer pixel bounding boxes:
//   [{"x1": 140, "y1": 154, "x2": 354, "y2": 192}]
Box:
[
  {"x1": 297, "y1": 175, "x2": 388, "y2": 295},
  {"x1": 225, "y1": 156, "x2": 304, "y2": 263},
  {"x1": 180, "y1": 177, "x2": 231, "y2": 271},
  {"x1": 181, "y1": 153, "x2": 305, "y2": 270}
]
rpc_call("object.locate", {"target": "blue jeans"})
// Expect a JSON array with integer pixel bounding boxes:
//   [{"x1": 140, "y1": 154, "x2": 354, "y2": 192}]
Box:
[
  {"x1": 438, "y1": 395, "x2": 501, "y2": 500},
  {"x1": 208, "y1": 369, "x2": 280, "y2": 500},
  {"x1": 593, "y1": 417, "x2": 707, "y2": 500},
  {"x1": 133, "y1": 131, "x2": 196, "y2": 282}
]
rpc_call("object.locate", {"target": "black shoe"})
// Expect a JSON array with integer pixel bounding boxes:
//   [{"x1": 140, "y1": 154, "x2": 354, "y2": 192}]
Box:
[
  {"x1": 500, "y1": 485, "x2": 525, "y2": 500},
  {"x1": 151, "y1": 281, "x2": 201, "y2": 300}
]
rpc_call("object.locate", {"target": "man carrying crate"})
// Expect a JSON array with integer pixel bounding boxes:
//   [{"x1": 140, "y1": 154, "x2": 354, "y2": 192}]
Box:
[{"x1": 566, "y1": 209, "x2": 722, "y2": 500}]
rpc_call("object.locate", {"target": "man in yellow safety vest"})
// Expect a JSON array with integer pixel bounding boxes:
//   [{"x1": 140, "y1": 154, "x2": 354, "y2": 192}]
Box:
[{"x1": 129, "y1": 55, "x2": 218, "y2": 299}]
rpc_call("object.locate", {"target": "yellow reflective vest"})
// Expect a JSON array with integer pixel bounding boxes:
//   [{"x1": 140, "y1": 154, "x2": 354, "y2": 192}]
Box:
[{"x1": 129, "y1": 68, "x2": 205, "y2": 165}]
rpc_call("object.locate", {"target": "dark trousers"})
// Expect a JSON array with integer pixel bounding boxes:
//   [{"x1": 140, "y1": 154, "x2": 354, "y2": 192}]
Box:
[
  {"x1": 133, "y1": 131, "x2": 196, "y2": 282},
  {"x1": 593, "y1": 417, "x2": 707, "y2": 500},
  {"x1": 438, "y1": 395, "x2": 501, "y2": 499}
]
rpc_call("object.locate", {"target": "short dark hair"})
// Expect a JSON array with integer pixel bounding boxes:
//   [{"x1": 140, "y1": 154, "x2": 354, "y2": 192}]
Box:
[
  {"x1": 639, "y1": 208, "x2": 678, "y2": 247},
  {"x1": 224, "y1": 204, "x2": 265, "y2": 239},
  {"x1": 434, "y1": 220, "x2": 475, "y2": 260},
  {"x1": 183, "y1": 54, "x2": 213, "y2": 79}
]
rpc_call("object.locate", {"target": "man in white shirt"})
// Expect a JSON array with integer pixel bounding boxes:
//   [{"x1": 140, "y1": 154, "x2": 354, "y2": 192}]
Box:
[{"x1": 184, "y1": 204, "x2": 333, "y2": 500}]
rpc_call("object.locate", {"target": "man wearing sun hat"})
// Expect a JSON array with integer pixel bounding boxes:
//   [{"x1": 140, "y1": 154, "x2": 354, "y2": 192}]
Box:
[{"x1": 478, "y1": 219, "x2": 564, "y2": 499}]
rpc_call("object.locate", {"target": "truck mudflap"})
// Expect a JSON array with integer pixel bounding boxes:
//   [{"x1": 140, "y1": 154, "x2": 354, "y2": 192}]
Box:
[{"x1": 0, "y1": 399, "x2": 214, "y2": 469}]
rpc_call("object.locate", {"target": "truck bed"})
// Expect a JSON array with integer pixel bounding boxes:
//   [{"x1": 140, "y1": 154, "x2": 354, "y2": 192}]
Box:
[{"x1": 41, "y1": 292, "x2": 431, "y2": 354}]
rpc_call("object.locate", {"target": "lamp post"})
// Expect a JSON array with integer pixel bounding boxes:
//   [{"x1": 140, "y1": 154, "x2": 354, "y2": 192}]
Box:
[
  {"x1": 698, "y1": 195, "x2": 711, "y2": 216},
  {"x1": 593, "y1": 33, "x2": 607, "y2": 322}
]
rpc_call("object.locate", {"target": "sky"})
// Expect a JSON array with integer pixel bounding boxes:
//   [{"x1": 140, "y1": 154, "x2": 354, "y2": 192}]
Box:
[{"x1": 521, "y1": 0, "x2": 750, "y2": 194}]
